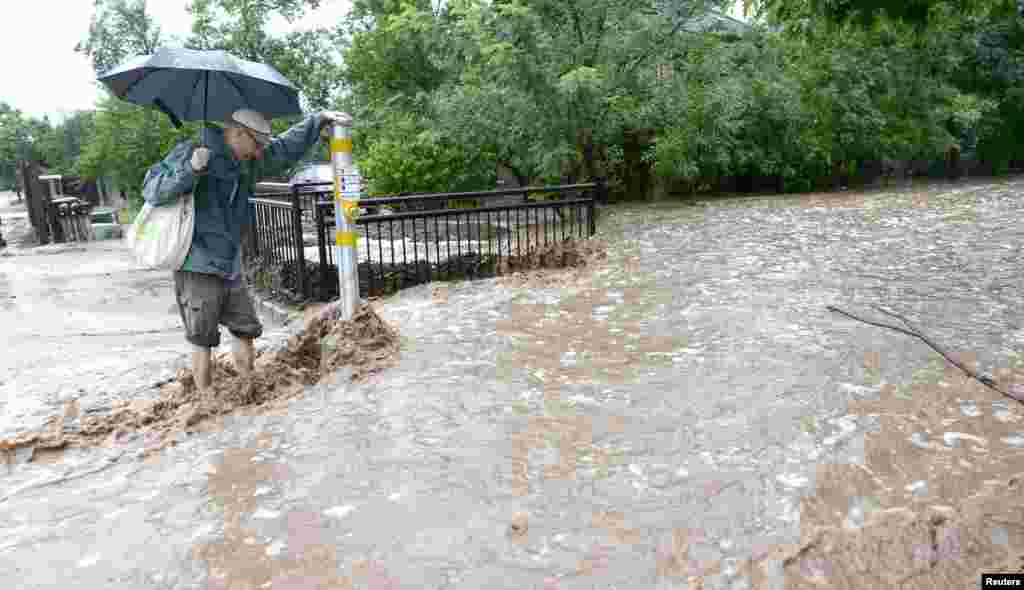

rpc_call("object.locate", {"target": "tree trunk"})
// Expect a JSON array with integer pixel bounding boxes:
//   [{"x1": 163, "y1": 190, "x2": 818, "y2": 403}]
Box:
[
  {"x1": 500, "y1": 160, "x2": 531, "y2": 200},
  {"x1": 623, "y1": 129, "x2": 655, "y2": 201},
  {"x1": 832, "y1": 159, "x2": 848, "y2": 191},
  {"x1": 578, "y1": 127, "x2": 596, "y2": 182},
  {"x1": 946, "y1": 144, "x2": 961, "y2": 181}
]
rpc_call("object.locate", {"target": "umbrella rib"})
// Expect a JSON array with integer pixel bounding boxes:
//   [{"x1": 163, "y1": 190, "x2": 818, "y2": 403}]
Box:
[
  {"x1": 153, "y1": 98, "x2": 183, "y2": 129},
  {"x1": 187, "y1": 73, "x2": 203, "y2": 121},
  {"x1": 222, "y1": 72, "x2": 252, "y2": 115},
  {"x1": 117, "y1": 68, "x2": 158, "y2": 100}
]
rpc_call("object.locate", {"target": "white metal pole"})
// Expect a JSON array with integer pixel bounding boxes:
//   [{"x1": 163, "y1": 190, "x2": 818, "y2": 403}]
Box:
[{"x1": 329, "y1": 122, "x2": 360, "y2": 320}]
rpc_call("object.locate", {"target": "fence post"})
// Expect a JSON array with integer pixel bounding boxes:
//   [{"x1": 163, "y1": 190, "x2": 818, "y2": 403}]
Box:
[
  {"x1": 329, "y1": 120, "x2": 360, "y2": 321},
  {"x1": 315, "y1": 197, "x2": 328, "y2": 300},
  {"x1": 291, "y1": 186, "x2": 308, "y2": 300},
  {"x1": 591, "y1": 176, "x2": 606, "y2": 236},
  {"x1": 596, "y1": 176, "x2": 608, "y2": 205},
  {"x1": 247, "y1": 202, "x2": 258, "y2": 259}
]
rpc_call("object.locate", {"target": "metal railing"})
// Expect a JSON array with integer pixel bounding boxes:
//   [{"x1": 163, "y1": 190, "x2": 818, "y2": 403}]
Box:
[
  {"x1": 248, "y1": 180, "x2": 604, "y2": 302},
  {"x1": 249, "y1": 190, "x2": 308, "y2": 297},
  {"x1": 251, "y1": 186, "x2": 320, "y2": 226}
]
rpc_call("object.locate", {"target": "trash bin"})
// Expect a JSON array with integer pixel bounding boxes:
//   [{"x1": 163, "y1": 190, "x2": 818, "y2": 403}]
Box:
[
  {"x1": 92, "y1": 223, "x2": 123, "y2": 241},
  {"x1": 90, "y1": 207, "x2": 116, "y2": 224}
]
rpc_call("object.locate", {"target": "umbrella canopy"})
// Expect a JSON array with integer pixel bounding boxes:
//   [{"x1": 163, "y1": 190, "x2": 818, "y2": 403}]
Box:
[{"x1": 98, "y1": 48, "x2": 302, "y2": 130}]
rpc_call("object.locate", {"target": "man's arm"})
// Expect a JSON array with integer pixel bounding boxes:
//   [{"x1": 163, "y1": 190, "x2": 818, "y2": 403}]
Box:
[
  {"x1": 142, "y1": 141, "x2": 197, "y2": 207},
  {"x1": 264, "y1": 114, "x2": 328, "y2": 170}
]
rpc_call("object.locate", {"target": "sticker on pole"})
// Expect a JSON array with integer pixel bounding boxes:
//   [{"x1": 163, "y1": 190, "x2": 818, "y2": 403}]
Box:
[
  {"x1": 334, "y1": 174, "x2": 361, "y2": 198},
  {"x1": 341, "y1": 175, "x2": 362, "y2": 195},
  {"x1": 341, "y1": 199, "x2": 359, "y2": 222}
]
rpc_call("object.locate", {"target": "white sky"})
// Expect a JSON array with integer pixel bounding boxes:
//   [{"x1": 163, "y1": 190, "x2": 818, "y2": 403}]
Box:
[{"x1": 0, "y1": 0, "x2": 354, "y2": 123}]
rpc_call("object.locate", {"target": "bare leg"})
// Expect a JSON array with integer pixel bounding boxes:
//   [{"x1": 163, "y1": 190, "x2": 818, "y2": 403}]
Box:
[
  {"x1": 233, "y1": 336, "x2": 255, "y2": 379},
  {"x1": 192, "y1": 345, "x2": 213, "y2": 392}
]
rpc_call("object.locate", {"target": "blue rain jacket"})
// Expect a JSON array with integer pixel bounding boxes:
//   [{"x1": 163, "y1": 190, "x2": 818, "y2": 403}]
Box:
[{"x1": 142, "y1": 113, "x2": 327, "y2": 279}]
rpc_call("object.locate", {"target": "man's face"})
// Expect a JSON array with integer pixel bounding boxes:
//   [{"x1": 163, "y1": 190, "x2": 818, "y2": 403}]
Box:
[{"x1": 231, "y1": 127, "x2": 266, "y2": 161}]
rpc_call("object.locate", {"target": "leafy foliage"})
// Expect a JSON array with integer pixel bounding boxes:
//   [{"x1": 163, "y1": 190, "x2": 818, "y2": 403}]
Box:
[
  {"x1": 75, "y1": 0, "x2": 164, "y2": 75},
  {"x1": 185, "y1": 0, "x2": 342, "y2": 111},
  {"x1": 340, "y1": 0, "x2": 736, "y2": 194},
  {"x1": 53, "y1": 0, "x2": 336, "y2": 208},
  {"x1": 752, "y1": 0, "x2": 1022, "y2": 29},
  {"x1": 6, "y1": 0, "x2": 1024, "y2": 204},
  {"x1": 74, "y1": 93, "x2": 198, "y2": 201},
  {"x1": 0, "y1": 104, "x2": 77, "y2": 189},
  {"x1": 356, "y1": 114, "x2": 496, "y2": 195}
]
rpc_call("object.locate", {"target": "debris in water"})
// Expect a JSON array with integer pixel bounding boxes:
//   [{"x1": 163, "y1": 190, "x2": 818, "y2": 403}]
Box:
[
  {"x1": 0, "y1": 303, "x2": 400, "y2": 462},
  {"x1": 507, "y1": 511, "x2": 529, "y2": 542},
  {"x1": 495, "y1": 238, "x2": 609, "y2": 289}
]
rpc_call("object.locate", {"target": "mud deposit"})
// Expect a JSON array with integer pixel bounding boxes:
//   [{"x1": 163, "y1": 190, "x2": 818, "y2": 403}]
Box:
[
  {"x1": 762, "y1": 351, "x2": 1024, "y2": 589},
  {"x1": 1, "y1": 303, "x2": 400, "y2": 463},
  {"x1": 494, "y1": 237, "x2": 609, "y2": 289},
  {"x1": 0, "y1": 238, "x2": 606, "y2": 466}
]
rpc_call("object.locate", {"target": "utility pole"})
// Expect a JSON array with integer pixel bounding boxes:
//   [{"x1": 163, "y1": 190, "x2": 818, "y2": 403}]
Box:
[{"x1": 329, "y1": 120, "x2": 361, "y2": 320}]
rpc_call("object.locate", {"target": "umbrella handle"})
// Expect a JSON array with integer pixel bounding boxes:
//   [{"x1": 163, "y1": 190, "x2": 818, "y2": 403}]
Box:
[{"x1": 201, "y1": 70, "x2": 210, "y2": 148}]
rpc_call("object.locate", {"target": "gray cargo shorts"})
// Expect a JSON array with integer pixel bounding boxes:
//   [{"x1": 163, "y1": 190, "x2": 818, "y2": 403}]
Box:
[{"x1": 173, "y1": 270, "x2": 263, "y2": 348}]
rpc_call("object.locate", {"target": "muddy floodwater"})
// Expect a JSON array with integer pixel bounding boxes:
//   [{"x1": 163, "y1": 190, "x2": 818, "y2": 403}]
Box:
[{"x1": 1, "y1": 180, "x2": 1024, "y2": 588}]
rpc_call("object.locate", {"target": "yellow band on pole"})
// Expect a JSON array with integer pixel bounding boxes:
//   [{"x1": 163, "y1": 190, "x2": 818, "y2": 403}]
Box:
[
  {"x1": 335, "y1": 230, "x2": 358, "y2": 247},
  {"x1": 330, "y1": 138, "x2": 353, "y2": 154}
]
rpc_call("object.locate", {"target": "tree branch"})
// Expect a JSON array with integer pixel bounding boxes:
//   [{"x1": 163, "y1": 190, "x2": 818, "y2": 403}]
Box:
[
  {"x1": 589, "y1": 4, "x2": 608, "y2": 67},
  {"x1": 826, "y1": 303, "x2": 1024, "y2": 405},
  {"x1": 570, "y1": 2, "x2": 586, "y2": 48},
  {"x1": 620, "y1": 15, "x2": 690, "y2": 78}
]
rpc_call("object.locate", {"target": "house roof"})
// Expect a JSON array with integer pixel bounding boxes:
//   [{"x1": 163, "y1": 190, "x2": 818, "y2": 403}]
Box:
[{"x1": 681, "y1": 9, "x2": 753, "y2": 35}]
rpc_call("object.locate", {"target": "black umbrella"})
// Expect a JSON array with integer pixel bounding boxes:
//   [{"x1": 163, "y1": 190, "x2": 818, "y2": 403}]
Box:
[{"x1": 99, "y1": 48, "x2": 302, "y2": 144}]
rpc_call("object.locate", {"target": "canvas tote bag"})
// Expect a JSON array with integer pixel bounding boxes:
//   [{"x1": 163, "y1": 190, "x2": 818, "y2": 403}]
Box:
[{"x1": 125, "y1": 182, "x2": 196, "y2": 270}]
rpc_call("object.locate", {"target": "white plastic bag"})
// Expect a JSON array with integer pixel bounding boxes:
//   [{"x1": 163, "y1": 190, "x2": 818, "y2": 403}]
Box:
[{"x1": 125, "y1": 191, "x2": 195, "y2": 270}]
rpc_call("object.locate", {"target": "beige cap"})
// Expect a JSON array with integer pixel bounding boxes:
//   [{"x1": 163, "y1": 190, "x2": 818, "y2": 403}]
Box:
[{"x1": 230, "y1": 109, "x2": 272, "y2": 145}]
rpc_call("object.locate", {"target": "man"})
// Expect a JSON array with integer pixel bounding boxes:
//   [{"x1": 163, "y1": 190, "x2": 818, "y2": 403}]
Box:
[{"x1": 142, "y1": 108, "x2": 351, "y2": 393}]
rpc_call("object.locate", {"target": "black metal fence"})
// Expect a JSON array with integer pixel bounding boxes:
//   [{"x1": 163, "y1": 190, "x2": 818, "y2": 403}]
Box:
[
  {"x1": 247, "y1": 181, "x2": 604, "y2": 302},
  {"x1": 248, "y1": 190, "x2": 310, "y2": 297}
]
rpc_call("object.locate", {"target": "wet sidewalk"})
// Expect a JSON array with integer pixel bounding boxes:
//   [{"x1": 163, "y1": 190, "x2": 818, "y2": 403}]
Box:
[
  {"x1": 0, "y1": 194, "x2": 288, "y2": 441},
  {"x1": 3, "y1": 179, "x2": 1024, "y2": 588}
]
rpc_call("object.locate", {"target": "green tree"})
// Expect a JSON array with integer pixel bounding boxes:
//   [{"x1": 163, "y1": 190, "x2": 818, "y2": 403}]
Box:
[
  {"x1": 755, "y1": 0, "x2": 1023, "y2": 170},
  {"x1": 74, "y1": 93, "x2": 198, "y2": 205},
  {"x1": 75, "y1": 0, "x2": 164, "y2": 75},
  {"x1": 0, "y1": 104, "x2": 61, "y2": 187},
  {"x1": 645, "y1": 32, "x2": 826, "y2": 190},
  {"x1": 185, "y1": 0, "x2": 342, "y2": 112},
  {"x1": 25, "y1": 111, "x2": 97, "y2": 174},
  {"x1": 343, "y1": 0, "x2": 734, "y2": 196},
  {"x1": 0, "y1": 105, "x2": 32, "y2": 187},
  {"x1": 73, "y1": 0, "x2": 182, "y2": 199},
  {"x1": 749, "y1": 0, "x2": 1021, "y2": 29},
  {"x1": 72, "y1": 0, "x2": 339, "y2": 207}
]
